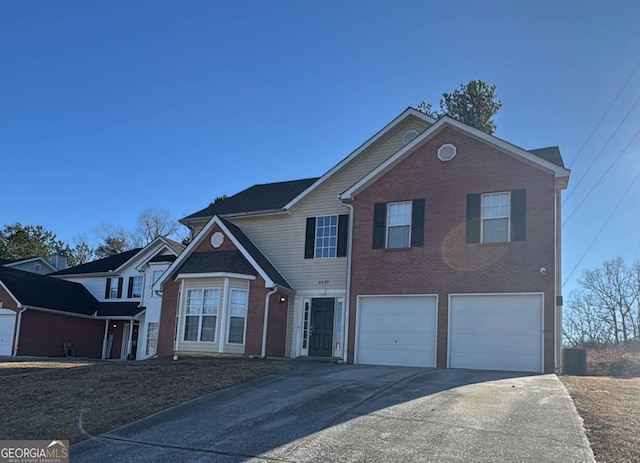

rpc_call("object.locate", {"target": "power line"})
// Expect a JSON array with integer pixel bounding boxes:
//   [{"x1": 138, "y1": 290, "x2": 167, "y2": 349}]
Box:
[
  {"x1": 561, "y1": 70, "x2": 612, "y2": 147},
  {"x1": 563, "y1": 169, "x2": 640, "y2": 287},
  {"x1": 563, "y1": 93, "x2": 640, "y2": 205},
  {"x1": 567, "y1": 60, "x2": 640, "y2": 166},
  {"x1": 563, "y1": 126, "x2": 640, "y2": 226}
]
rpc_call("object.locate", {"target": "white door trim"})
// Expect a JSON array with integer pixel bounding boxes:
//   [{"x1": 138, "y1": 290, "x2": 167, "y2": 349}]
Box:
[
  {"x1": 355, "y1": 294, "x2": 439, "y2": 366},
  {"x1": 447, "y1": 292, "x2": 545, "y2": 373}
]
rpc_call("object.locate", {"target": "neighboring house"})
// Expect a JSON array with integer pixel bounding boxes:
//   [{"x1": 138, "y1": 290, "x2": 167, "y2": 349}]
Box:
[
  {"x1": 0, "y1": 257, "x2": 58, "y2": 275},
  {"x1": 155, "y1": 108, "x2": 570, "y2": 373},
  {"x1": 51, "y1": 237, "x2": 183, "y2": 360},
  {"x1": 0, "y1": 266, "x2": 108, "y2": 358}
]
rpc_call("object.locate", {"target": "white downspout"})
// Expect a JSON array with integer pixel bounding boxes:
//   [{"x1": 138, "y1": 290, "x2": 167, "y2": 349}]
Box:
[
  {"x1": 13, "y1": 307, "x2": 26, "y2": 356},
  {"x1": 261, "y1": 287, "x2": 278, "y2": 358},
  {"x1": 101, "y1": 320, "x2": 109, "y2": 359},
  {"x1": 343, "y1": 202, "x2": 355, "y2": 363}
]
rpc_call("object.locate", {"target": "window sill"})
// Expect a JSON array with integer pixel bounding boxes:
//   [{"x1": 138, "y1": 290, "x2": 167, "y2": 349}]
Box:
[{"x1": 382, "y1": 247, "x2": 412, "y2": 252}]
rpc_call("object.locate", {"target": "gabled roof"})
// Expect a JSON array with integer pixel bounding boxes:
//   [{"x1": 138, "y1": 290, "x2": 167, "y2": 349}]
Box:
[
  {"x1": 528, "y1": 147, "x2": 565, "y2": 168},
  {"x1": 50, "y1": 248, "x2": 143, "y2": 276},
  {"x1": 178, "y1": 251, "x2": 257, "y2": 276},
  {"x1": 97, "y1": 302, "x2": 144, "y2": 317},
  {"x1": 155, "y1": 216, "x2": 293, "y2": 292},
  {"x1": 0, "y1": 267, "x2": 98, "y2": 316},
  {"x1": 181, "y1": 178, "x2": 319, "y2": 223},
  {"x1": 1, "y1": 256, "x2": 57, "y2": 273},
  {"x1": 149, "y1": 254, "x2": 178, "y2": 263},
  {"x1": 340, "y1": 116, "x2": 571, "y2": 200}
]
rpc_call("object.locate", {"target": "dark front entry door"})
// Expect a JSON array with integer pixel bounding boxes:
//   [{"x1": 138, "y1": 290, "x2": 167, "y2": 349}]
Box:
[{"x1": 310, "y1": 298, "x2": 334, "y2": 357}]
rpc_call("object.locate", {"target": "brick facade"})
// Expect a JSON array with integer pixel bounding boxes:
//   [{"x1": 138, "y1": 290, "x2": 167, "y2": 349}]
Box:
[
  {"x1": 348, "y1": 127, "x2": 557, "y2": 372},
  {"x1": 157, "y1": 223, "x2": 288, "y2": 357},
  {"x1": 18, "y1": 310, "x2": 105, "y2": 358}
]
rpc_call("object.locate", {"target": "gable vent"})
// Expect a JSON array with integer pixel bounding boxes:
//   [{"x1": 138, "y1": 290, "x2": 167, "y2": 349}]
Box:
[
  {"x1": 437, "y1": 143, "x2": 457, "y2": 161},
  {"x1": 403, "y1": 130, "x2": 419, "y2": 145}
]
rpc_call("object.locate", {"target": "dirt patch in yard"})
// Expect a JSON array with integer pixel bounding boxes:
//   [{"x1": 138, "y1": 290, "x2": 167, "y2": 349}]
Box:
[
  {"x1": 0, "y1": 357, "x2": 286, "y2": 444},
  {"x1": 561, "y1": 375, "x2": 640, "y2": 463}
]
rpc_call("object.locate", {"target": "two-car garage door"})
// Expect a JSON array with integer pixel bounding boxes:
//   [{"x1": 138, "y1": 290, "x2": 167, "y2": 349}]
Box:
[
  {"x1": 356, "y1": 295, "x2": 437, "y2": 368},
  {"x1": 356, "y1": 293, "x2": 543, "y2": 373},
  {"x1": 449, "y1": 294, "x2": 543, "y2": 373}
]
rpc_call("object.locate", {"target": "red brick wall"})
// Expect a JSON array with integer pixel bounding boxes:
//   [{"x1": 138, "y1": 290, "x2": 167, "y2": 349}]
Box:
[
  {"x1": 348, "y1": 127, "x2": 557, "y2": 372},
  {"x1": 158, "y1": 278, "x2": 179, "y2": 356},
  {"x1": 157, "y1": 222, "x2": 288, "y2": 357},
  {"x1": 18, "y1": 310, "x2": 105, "y2": 358}
]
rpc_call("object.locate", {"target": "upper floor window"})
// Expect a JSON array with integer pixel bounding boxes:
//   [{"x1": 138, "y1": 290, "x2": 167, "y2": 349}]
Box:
[
  {"x1": 129, "y1": 275, "x2": 143, "y2": 298},
  {"x1": 387, "y1": 202, "x2": 412, "y2": 248},
  {"x1": 184, "y1": 288, "x2": 219, "y2": 342},
  {"x1": 466, "y1": 189, "x2": 526, "y2": 244},
  {"x1": 34, "y1": 263, "x2": 41, "y2": 273},
  {"x1": 372, "y1": 199, "x2": 425, "y2": 250},
  {"x1": 151, "y1": 270, "x2": 164, "y2": 298},
  {"x1": 304, "y1": 215, "x2": 348, "y2": 259},
  {"x1": 110, "y1": 278, "x2": 119, "y2": 299},
  {"x1": 481, "y1": 192, "x2": 510, "y2": 243},
  {"x1": 315, "y1": 215, "x2": 338, "y2": 258}
]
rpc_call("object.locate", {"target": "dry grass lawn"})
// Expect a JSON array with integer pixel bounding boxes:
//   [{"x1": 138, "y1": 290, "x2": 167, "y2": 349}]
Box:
[
  {"x1": 561, "y1": 344, "x2": 640, "y2": 463},
  {"x1": 0, "y1": 357, "x2": 286, "y2": 444}
]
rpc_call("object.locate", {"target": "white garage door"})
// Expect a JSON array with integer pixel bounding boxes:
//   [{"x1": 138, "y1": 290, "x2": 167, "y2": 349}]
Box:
[
  {"x1": 357, "y1": 295, "x2": 437, "y2": 368},
  {"x1": 0, "y1": 311, "x2": 16, "y2": 356},
  {"x1": 449, "y1": 294, "x2": 543, "y2": 373}
]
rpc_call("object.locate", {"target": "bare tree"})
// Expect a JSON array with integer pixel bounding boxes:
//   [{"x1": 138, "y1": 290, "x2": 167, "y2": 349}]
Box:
[
  {"x1": 565, "y1": 258, "x2": 640, "y2": 346},
  {"x1": 132, "y1": 209, "x2": 180, "y2": 247}
]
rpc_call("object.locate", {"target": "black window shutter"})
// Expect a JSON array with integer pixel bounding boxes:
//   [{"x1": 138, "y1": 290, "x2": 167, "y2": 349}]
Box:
[
  {"x1": 304, "y1": 217, "x2": 316, "y2": 259},
  {"x1": 466, "y1": 194, "x2": 481, "y2": 244},
  {"x1": 372, "y1": 203, "x2": 386, "y2": 249},
  {"x1": 105, "y1": 278, "x2": 111, "y2": 299},
  {"x1": 337, "y1": 214, "x2": 348, "y2": 257},
  {"x1": 511, "y1": 189, "x2": 526, "y2": 241},
  {"x1": 411, "y1": 199, "x2": 425, "y2": 247},
  {"x1": 117, "y1": 277, "x2": 124, "y2": 298},
  {"x1": 127, "y1": 277, "x2": 134, "y2": 298}
]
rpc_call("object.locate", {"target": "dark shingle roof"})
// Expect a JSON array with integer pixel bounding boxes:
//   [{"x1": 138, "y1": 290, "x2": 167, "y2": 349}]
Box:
[
  {"x1": 51, "y1": 248, "x2": 143, "y2": 276},
  {"x1": 220, "y1": 218, "x2": 293, "y2": 290},
  {"x1": 0, "y1": 267, "x2": 98, "y2": 315},
  {"x1": 528, "y1": 147, "x2": 565, "y2": 168},
  {"x1": 182, "y1": 177, "x2": 319, "y2": 222},
  {"x1": 178, "y1": 251, "x2": 257, "y2": 276},
  {"x1": 149, "y1": 254, "x2": 178, "y2": 263},
  {"x1": 97, "y1": 302, "x2": 144, "y2": 317}
]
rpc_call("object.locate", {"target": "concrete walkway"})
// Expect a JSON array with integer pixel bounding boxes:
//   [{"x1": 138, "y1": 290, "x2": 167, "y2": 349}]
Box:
[{"x1": 72, "y1": 364, "x2": 594, "y2": 462}]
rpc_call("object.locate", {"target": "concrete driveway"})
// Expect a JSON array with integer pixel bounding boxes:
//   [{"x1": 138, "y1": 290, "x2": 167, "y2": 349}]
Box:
[{"x1": 72, "y1": 363, "x2": 594, "y2": 462}]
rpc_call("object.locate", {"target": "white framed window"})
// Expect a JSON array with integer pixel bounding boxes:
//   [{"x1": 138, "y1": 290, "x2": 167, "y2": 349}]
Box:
[
  {"x1": 227, "y1": 289, "x2": 248, "y2": 344},
  {"x1": 151, "y1": 270, "x2": 164, "y2": 297},
  {"x1": 146, "y1": 322, "x2": 159, "y2": 356},
  {"x1": 386, "y1": 201, "x2": 412, "y2": 248},
  {"x1": 481, "y1": 192, "x2": 510, "y2": 243},
  {"x1": 302, "y1": 300, "x2": 311, "y2": 351},
  {"x1": 334, "y1": 298, "x2": 344, "y2": 358},
  {"x1": 131, "y1": 276, "x2": 143, "y2": 298},
  {"x1": 110, "y1": 278, "x2": 119, "y2": 299},
  {"x1": 403, "y1": 129, "x2": 419, "y2": 145},
  {"x1": 34, "y1": 263, "x2": 41, "y2": 272},
  {"x1": 315, "y1": 215, "x2": 338, "y2": 258},
  {"x1": 183, "y1": 288, "x2": 220, "y2": 342}
]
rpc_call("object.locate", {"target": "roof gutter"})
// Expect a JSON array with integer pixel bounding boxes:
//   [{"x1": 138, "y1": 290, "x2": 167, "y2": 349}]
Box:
[
  {"x1": 13, "y1": 307, "x2": 27, "y2": 356},
  {"x1": 260, "y1": 287, "x2": 279, "y2": 358}
]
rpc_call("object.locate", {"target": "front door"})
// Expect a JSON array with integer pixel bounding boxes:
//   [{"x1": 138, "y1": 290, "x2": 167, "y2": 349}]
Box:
[{"x1": 310, "y1": 298, "x2": 334, "y2": 357}]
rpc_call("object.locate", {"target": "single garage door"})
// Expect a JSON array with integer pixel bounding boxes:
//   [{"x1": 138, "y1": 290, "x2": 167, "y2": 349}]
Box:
[
  {"x1": 449, "y1": 294, "x2": 543, "y2": 373},
  {"x1": 357, "y1": 295, "x2": 437, "y2": 367},
  {"x1": 0, "y1": 311, "x2": 16, "y2": 356}
]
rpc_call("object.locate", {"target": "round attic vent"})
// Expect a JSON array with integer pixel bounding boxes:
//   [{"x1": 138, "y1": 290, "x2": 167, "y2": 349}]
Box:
[
  {"x1": 211, "y1": 232, "x2": 224, "y2": 248},
  {"x1": 437, "y1": 143, "x2": 457, "y2": 161},
  {"x1": 402, "y1": 130, "x2": 419, "y2": 145}
]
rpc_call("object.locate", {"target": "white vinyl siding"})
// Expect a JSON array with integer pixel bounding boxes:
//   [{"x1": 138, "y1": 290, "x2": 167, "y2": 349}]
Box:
[{"x1": 232, "y1": 117, "x2": 430, "y2": 292}]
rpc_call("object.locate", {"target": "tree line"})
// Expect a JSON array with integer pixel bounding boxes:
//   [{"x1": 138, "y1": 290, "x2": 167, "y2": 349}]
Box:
[{"x1": 0, "y1": 209, "x2": 188, "y2": 266}]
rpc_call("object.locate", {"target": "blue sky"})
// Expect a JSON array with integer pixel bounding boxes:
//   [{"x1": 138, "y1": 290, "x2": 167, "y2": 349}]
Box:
[{"x1": 1, "y1": 1, "x2": 639, "y2": 295}]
